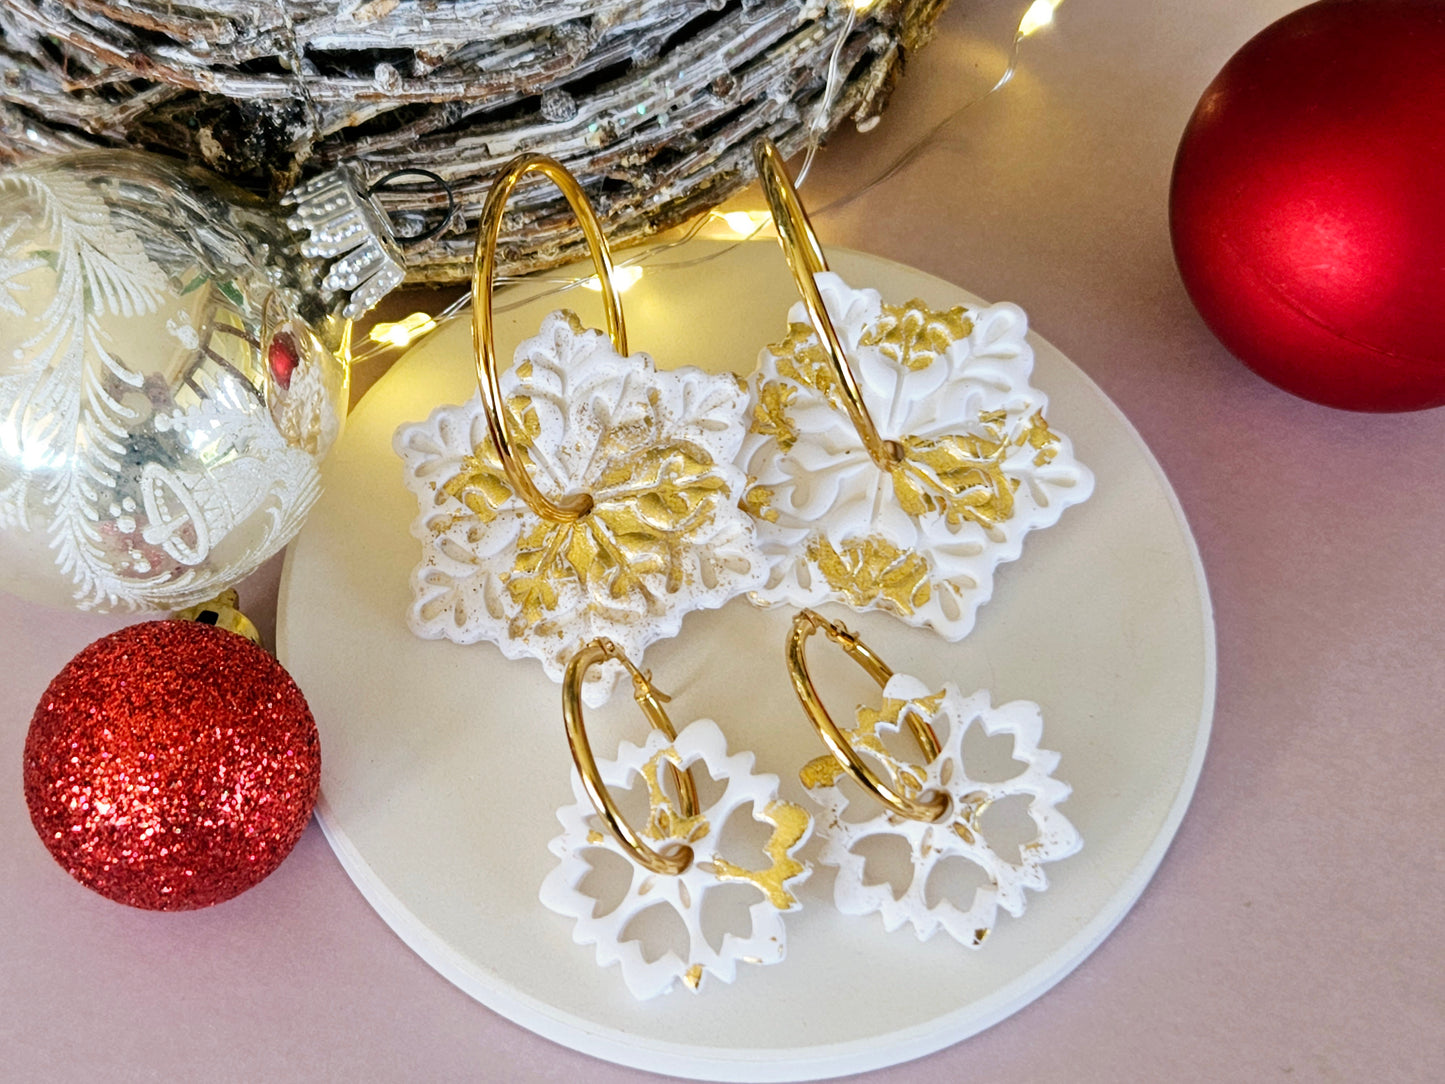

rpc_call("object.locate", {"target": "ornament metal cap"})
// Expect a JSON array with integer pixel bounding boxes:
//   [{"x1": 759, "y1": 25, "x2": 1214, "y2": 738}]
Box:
[
  {"x1": 283, "y1": 164, "x2": 415, "y2": 321},
  {"x1": 172, "y1": 588, "x2": 262, "y2": 647}
]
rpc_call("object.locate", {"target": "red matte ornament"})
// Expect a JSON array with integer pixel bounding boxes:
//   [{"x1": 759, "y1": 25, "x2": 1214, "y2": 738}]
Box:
[
  {"x1": 1169, "y1": 0, "x2": 1445, "y2": 412},
  {"x1": 23, "y1": 620, "x2": 320, "y2": 910}
]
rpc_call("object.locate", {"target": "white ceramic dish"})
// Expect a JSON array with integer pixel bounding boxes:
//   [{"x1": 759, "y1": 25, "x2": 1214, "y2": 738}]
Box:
[{"x1": 278, "y1": 241, "x2": 1214, "y2": 1081}]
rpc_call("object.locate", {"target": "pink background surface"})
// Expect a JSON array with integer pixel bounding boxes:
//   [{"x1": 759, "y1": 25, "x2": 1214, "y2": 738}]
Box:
[{"x1": 4, "y1": 2, "x2": 1443, "y2": 1080}]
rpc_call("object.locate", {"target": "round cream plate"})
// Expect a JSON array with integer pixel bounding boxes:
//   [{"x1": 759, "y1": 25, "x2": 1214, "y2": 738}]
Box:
[{"x1": 278, "y1": 241, "x2": 1214, "y2": 1081}]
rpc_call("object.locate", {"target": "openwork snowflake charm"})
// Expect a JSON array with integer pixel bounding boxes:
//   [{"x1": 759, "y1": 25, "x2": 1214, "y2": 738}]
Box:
[
  {"x1": 801, "y1": 672, "x2": 1081, "y2": 946},
  {"x1": 395, "y1": 310, "x2": 766, "y2": 705},
  {"x1": 740, "y1": 272, "x2": 1094, "y2": 640},
  {"x1": 541, "y1": 716, "x2": 812, "y2": 1000}
]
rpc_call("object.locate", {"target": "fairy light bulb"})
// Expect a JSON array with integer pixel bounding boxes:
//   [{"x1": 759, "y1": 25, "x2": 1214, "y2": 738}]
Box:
[
  {"x1": 1018, "y1": 0, "x2": 1063, "y2": 38},
  {"x1": 581, "y1": 265, "x2": 644, "y2": 293},
  {"x1": 369, "y1": 311, "x2": 438, "y2": 349},
  {"x1": 717, "y1": 210, "x2": 772, "y2": 237}
]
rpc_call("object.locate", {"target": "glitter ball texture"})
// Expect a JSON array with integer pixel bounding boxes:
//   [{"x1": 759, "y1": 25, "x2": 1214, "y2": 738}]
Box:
[{"x1": 23, "y1": 620, "x2": 321, "y2": 910}]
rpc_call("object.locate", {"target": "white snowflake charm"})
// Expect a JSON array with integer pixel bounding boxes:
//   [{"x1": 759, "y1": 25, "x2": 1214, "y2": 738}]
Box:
[
  {"x1": 787, "y1": 610, "x2": 1080, "y2": 946},
  {"x1": 394, "y1": 154, "x2": 766, "y2": 705},
  {"x1": 745, "y1": 138, "x2": 1094, "y2": 641},
  {"x1": 541, "y1": 640, "x2": 812, "y2": 999}
]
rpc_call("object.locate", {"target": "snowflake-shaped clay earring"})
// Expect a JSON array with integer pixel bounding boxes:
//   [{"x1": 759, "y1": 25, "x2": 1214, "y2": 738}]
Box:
[
  {"x1": 540, "y1": 639, "x2": 812, "y2": 999},
  {"x1": 740, "y1": 138, "x2": 1094, "y2": 641},
  {"x1": 394, "y1": 155, "x2": 766, "y2": 705},
  {"x1": 786, "y1": 610, "x2": 1080, "y2": 945}
]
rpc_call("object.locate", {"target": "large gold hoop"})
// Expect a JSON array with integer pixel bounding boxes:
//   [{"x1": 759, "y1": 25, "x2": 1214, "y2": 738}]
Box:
[
  {"x1": 752, "y1": 138, "x2": 901, "y2": 471},
  {"x1": 472, "y1": 154, "x2": 628, "y2": 524},
  {"x1": 785, "y1": 610, "x2": 949, "y2": 822},
  {"x1": 562, "y1": 639, "x2": 702, "y2": 876}
]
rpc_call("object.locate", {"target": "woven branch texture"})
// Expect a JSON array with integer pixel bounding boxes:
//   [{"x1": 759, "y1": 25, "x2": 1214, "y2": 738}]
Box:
[{"x1": 0, "y1": 0, "x2": 949, "y2": 281}]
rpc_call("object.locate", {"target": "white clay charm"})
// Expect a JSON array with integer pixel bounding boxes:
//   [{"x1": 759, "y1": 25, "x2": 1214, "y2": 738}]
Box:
[
  {"x1": 394, "y1": 155, "x2": 765, "y2": 705},
  {"x1": 741, "y1": 275, "x2": 1093, "y2": 640},
  {"x1": 745, "y1": 138, "x2": 1093, "y2": 641},
  {"x1": 801, "y1": 673, "x2": 1080, "y2": 945},
  {"x1": 786, "y1": 609, "x2": 1079, "y2": 947},
  {"x1": 541, "y1": 640, "x2": 812, "y2": 999}
]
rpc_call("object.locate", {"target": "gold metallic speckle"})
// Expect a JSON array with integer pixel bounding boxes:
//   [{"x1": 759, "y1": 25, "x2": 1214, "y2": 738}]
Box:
[{"x1": 740, "y1": 484, "x2": 779, "y2": 524}]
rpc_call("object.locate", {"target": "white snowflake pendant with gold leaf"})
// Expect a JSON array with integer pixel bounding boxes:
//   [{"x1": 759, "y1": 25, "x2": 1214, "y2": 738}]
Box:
[
  {"x1": 800, "y1": 673, "x2": 1080, "y2": 946},
  {"x1": 740, "y1": 273, "x2": 1094, "y2": 640},
  {"x1": 541, "y1": 718, "x2": 812, "y2": 999},
  {"x1": 395, "y1": 311, "x2": 766, "y2": 705}
]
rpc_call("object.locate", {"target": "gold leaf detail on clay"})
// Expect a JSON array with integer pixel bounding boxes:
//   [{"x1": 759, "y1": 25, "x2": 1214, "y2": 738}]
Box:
[
  {"x1": 798, "y1": 754, "x2": 849, "y2": 791},
  {"x1": 951, "y1": 790, "x2": 994, "y2": 847},
  {"x1": 433, "y1": 396, "x2": 539, "y2": 530},
  {"x1": 807, "y1": 535, "x2": 932, "y2": 615},
  {"x1": 750, "y1": 380, "x2": 798, "y2": 450},
  {"x1": 710, "y1": 800, "x2": 812, "y2": 910},
  {"x1": 740, "y1": 485, "x2": 779, "y2": 524},
  {"x1": 488, "y1": 431, "x2": 727, "y2": 631},
  {"x1": 640, "y1": 747, "x2": 710, "y2": 845},
  {"x1": 892, "y1": 429, "x2": 1017, "y2": 530},
  {"x1": 859, "y1": 299, "x2": 973, "y2": 371},
  {"x1": 439, "y1": 447, "x2": 511, "y2": 526},
  {"x1": 768, "y1": 322, "x2": 845, "y2": 410},
  {"x1": 1019, "y1": 410, "x2": 1061, "y2": 467}
]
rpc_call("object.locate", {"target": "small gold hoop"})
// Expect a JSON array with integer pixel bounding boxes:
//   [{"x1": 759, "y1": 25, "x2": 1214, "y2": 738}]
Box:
[
  {"x1": 785, "y1": 609, "x2": 949, "y2": 822},
  {"x1": 562, "y1": 639, "x2": 702, "y2": 876},
  {"x1": 472, "y1": 153, "x2": 629, "y2": 524},
  {"x1": 753, "y1": 138, "x2": 902, "y2": 471}
]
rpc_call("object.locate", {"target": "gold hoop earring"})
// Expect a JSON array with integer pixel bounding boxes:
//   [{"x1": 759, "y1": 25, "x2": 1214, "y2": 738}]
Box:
[
  {"x1": 739, "y1": 138, "x2": 1096, "y2": 642},
  {"x1": 471, "y1": 153, "x2": 626, "y2": 523},
  {"x1": 561, "y1": 639, "x2": 699, "y2": 875},
  {"x1": 784, "y1": 610, "x2": 1084, "y2": 946},
  {"x1": 753, "y1": 138, "x2": 901, "y2": 471},
  {"x1": 785, "y1": 608, "x2": 949, "y2": 822}
]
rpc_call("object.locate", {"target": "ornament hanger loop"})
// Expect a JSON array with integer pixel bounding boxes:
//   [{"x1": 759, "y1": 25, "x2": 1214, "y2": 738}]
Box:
[
  {"x1": 753, "y1": 138, "x2": 902, "y2": 471},
  {"x1": 473, "y1": 154, "x2": 628, "y2": 524},
  {"x1": 786, "y1": 609, "x2": 949, "y2": 822},
  {"x1": 367, "y1": 168, "x2": 457, "y2": 246},
  {"x1": 259, "y1": 287, "x2": 284, "y2": 338},
  {"x1": 562, "y1": 639, "x2": 701, "y2": 876}
]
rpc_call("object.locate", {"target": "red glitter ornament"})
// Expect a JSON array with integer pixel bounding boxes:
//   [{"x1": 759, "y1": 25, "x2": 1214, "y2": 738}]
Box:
[
  {"x1": 1170, "y1": 0, "x2": 1445, "y2": 412},
  {"x1": 23, "y1": 620, "x2": 321, "y2": 910}
]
